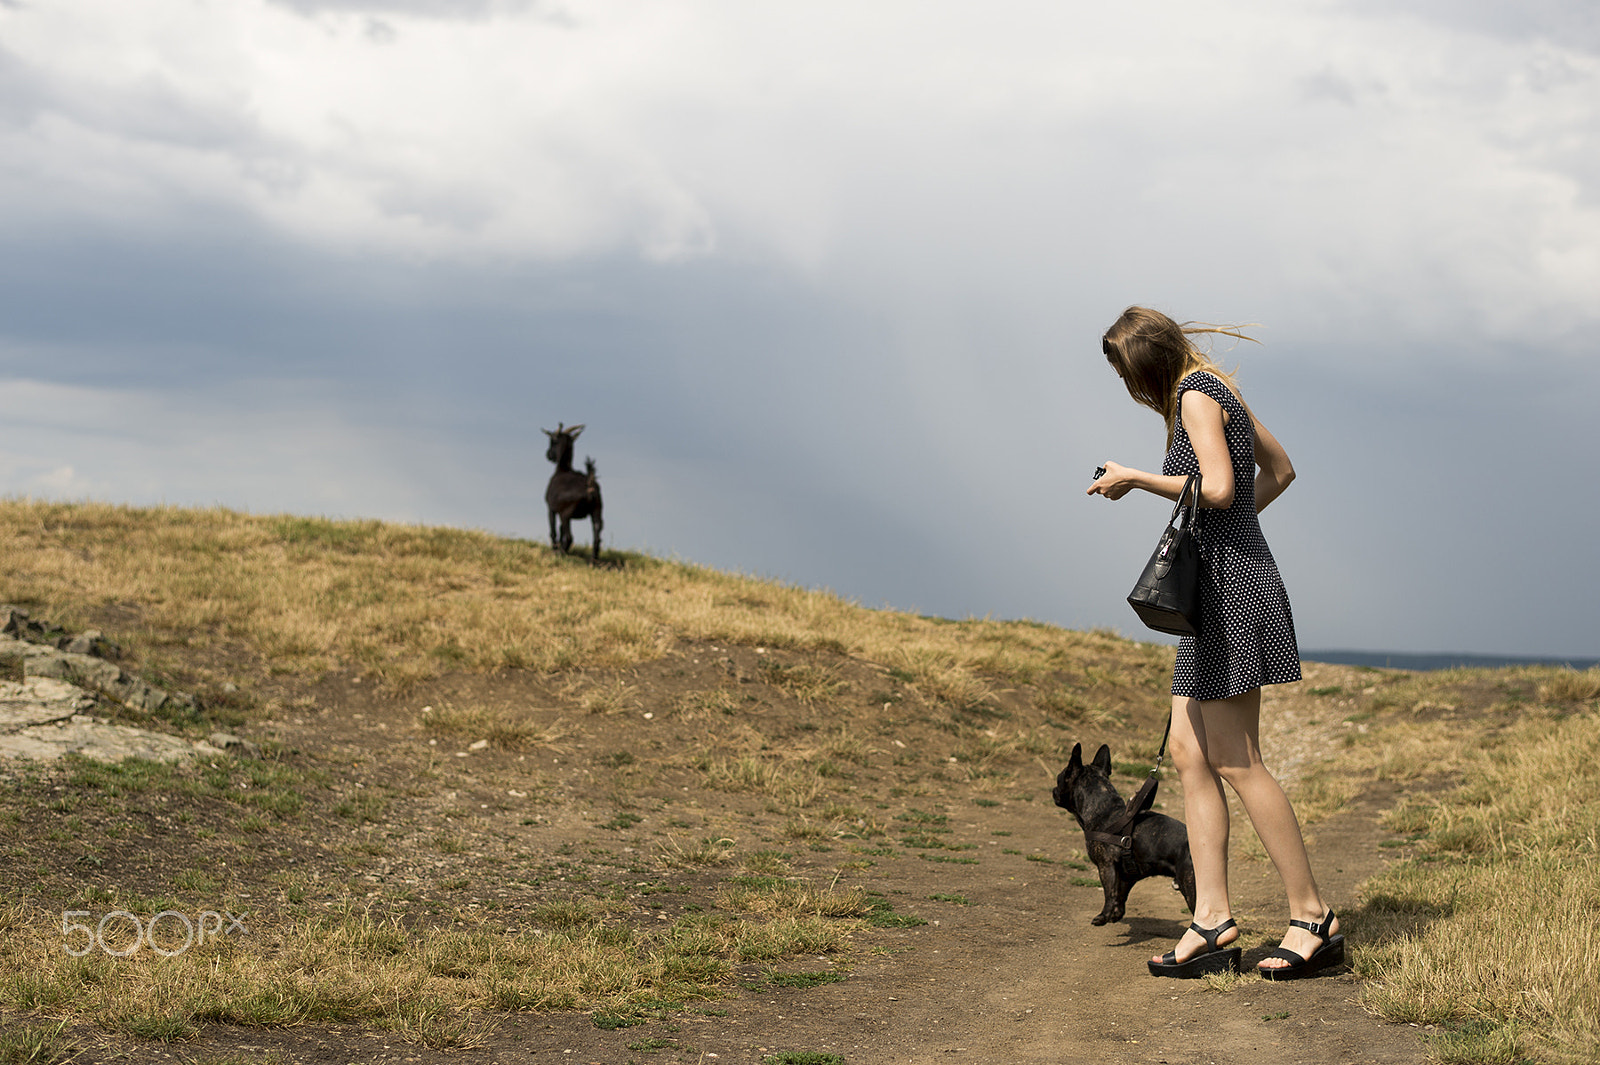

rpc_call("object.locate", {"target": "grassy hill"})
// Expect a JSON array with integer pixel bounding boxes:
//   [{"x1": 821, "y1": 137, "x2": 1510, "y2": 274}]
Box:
[{"x1": 0, "y1": 500, "x2": 1596, "y2": 1064}]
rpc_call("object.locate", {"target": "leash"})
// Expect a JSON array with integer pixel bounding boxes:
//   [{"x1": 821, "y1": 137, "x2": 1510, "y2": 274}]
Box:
[{"x1": 1086, "y1": 712, "x2": 1173, "y2": 855}]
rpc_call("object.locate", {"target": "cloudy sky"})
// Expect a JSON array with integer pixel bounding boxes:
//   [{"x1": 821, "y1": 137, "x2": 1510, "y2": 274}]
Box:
[{"x1": 2, "y1": 0, "x2": 1596, "y2": 659}]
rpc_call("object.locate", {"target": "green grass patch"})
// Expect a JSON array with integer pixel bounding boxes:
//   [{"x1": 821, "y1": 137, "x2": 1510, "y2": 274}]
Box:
[
  {"x1": 765, "y1": 970, "x2": 847, "y2": 989},
  {"x1": 863, "y1": 898, "x2": 926, "y2": 928},
  {"x1": 0, "y1": 1019, "x2": 75, "y2": 1065}
]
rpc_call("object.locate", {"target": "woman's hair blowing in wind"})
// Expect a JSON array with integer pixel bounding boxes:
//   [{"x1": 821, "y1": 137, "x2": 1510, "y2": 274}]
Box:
[{"x1": 1101, "y1": 306, "x2": 1258, "y2": 446}]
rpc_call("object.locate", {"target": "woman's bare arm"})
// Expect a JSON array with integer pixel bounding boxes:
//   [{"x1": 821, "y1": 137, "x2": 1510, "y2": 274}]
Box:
[
  {"x1": 1252, "y1": 414, "x2": 1295, "y2": 512},
  {"x1": 1087, "y1": 389, "x2": 1235, "y2": 508}
]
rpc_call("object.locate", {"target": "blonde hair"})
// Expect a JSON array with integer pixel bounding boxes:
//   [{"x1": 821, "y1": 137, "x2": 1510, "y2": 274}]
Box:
[{"x1": 1100, "y1": 306, "x2": 1258, "y2": 447}]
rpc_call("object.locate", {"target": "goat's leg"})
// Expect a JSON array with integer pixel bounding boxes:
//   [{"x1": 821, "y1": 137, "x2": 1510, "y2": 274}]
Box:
[
  {"x1": 548, "y1": 508, "x2": 560, "y2": 551},
  {"x1": 559, "y1": 515, "x2": 574, "y2": 554},
  {"x1": 590, "y1": 504, "x2": 603, "y2": 561}
]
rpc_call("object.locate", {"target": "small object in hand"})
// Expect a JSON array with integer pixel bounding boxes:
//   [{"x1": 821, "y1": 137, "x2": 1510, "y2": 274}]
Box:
[{"x1": 1093, "y1": 466, "x2": 1107, "y2": 480}]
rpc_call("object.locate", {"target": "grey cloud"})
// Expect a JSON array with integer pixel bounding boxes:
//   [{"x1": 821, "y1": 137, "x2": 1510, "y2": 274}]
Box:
[
  {"x1": 372, "y1": 182, "x2": 497, "y2": 233},
  {"x1": 1348, "y1": 0, "x2": 1600, "y2": 52},
  {"x1": 0, "y1": 48, "x2": 46, "y2": 123},
  {"x1": 266, "y1": 0, "x2": 573, "y2": 24},
  {"x1": 4, "y1": 209, "x2": 1598, "y2": 659},
  {"x1": 0, "y1": 45, "x2": 273, "y2": 158},
  {"x1": 1298, "y1": 68, "x2": 1368, "y2": 106}
]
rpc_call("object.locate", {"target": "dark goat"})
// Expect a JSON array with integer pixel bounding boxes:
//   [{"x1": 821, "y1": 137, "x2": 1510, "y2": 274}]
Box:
[{"x1": 543, "y1": 423, "x2": 603, "y2": 560}]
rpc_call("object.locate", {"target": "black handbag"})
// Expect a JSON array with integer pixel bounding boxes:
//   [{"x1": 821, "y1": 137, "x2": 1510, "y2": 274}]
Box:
[{"x1": 1126, "y1": 472, "x2": 1204, "y2": 637}]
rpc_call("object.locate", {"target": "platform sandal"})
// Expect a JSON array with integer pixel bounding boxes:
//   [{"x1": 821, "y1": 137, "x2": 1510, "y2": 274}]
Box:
[
  {"x1": 1257, "y1": 909, "x2": 1345, "y2": 981},
  {"x1": 1147, "y1": 918, "x2": 1241, "y2": 978}
]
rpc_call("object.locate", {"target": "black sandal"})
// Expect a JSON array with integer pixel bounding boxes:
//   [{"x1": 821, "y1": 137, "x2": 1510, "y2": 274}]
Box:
[
  {"x1": 1257, "y1": 909, "x2": 1345, "y2": 981},
  {"x1": 1147, "y1": 918, "x2": 1241, "y2": 978}
]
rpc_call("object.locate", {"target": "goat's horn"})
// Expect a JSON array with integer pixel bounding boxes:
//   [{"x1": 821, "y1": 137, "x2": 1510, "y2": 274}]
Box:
[{"x1": 567, "y1": 424, "x2": 584, "y2": 436}]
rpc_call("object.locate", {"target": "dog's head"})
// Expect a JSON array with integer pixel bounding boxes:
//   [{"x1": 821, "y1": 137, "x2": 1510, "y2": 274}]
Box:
[{"x1": 1052, "y1": 742, "x2": 1114, "y2": 815}]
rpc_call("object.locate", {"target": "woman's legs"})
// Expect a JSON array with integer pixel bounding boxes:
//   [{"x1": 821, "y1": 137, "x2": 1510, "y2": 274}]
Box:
[
  {"x1": 1150, "y1": 694, "x2": 1238, "y2": 964},
  {"x1": 1152, "y1": 687, "x2": 1335, "y2": 968},
  {"x1": 1196, "y1": 688, "x2": 1337, "y2": 969}
]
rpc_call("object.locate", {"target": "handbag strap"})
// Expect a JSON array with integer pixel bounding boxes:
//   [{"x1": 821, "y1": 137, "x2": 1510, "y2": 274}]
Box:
[{"x1": 1170, "y1": 471, "x2": 1201, "y2": 523}]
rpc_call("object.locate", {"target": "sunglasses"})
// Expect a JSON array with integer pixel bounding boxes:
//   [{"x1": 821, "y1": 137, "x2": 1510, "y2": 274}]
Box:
[{"x1": 1101, "y1": 336, "x2": 1114, "y2": 357}]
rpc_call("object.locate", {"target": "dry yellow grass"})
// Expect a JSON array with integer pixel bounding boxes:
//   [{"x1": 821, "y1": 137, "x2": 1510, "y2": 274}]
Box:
[
  {"x1": 713, "y1": 878, "x2": 871, "y2": 919},
  {"x1": 1355, "y1": 690, "x2": 1600, "y2": 1064},
  {"x1": 0, "y1": 499, "x2": 1131, "y2": 695},
  {"x1": 417, "y1": 702, "x2": 574, "y2": 752},
  {"x1": 695, "y1": 754, "x2": 828, "y2": 808},
  {"x1": 1537, "y1": 666, "x2": 1600, "y2": 705},
  {"x1": 0, "y1": 902, "x2": 856, "y2": 1043}
]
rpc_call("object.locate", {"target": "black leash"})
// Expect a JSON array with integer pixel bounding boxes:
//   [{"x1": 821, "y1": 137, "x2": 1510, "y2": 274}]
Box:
[{"x1": 1086, "y1": 712, "x2": 1173, "y2": 855}]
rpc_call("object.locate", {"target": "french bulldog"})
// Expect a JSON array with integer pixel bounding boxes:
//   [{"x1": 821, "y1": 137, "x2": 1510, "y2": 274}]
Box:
[{"x1": 1052, "y1": 742, "x2": 1197, "y2": 925}]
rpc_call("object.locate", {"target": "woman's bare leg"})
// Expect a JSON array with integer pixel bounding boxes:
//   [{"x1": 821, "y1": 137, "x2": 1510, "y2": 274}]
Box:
[
  {"x1": 1198, "y1": 688, "x2": 1338, "y2": 967},
  {"x1": 1151, "y1": 694, "x2": 1238, "y2": 964}
]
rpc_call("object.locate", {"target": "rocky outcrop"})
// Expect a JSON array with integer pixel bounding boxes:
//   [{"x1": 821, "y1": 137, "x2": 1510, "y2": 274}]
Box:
[
  {"x1": 2, "y1": 607, "x2": 122, "y2": 658},
  {"x1": 0, "y1": 608, "x2": 218, "y2": 764},
  {"x1": 0, "y1": 607, "x2": 198, "y2": 718},
  {"x1": 0, "y1": 677, "x2": 206, "y2": 762}
]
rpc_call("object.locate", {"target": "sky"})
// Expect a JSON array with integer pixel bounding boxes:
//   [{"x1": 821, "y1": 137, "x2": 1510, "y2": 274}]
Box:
[{"x1": 1, "y1": 0, "x2": 1596, "y2": 660}]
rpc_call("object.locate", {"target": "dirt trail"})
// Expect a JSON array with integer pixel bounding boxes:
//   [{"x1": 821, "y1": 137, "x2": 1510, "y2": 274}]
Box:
[{"x1": 657, "y1": 785, "x2": 1426, "y2": 1065}]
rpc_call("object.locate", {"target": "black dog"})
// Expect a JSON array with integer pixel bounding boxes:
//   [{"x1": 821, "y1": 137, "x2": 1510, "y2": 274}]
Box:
[{"x1": 1052, "y1": 743, "x2": 1197, "y2": 926}]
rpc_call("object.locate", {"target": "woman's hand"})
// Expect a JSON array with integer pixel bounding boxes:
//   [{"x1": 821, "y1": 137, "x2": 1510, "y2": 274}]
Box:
[{"x1": 1087, "y1": 460, "x2": 1139, "y2": 500}]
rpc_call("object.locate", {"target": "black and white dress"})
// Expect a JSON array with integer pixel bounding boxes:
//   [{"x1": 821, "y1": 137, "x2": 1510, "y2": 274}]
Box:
[{"x1": 1164, "y1": 371, "x2": 1301, "y2": 701}]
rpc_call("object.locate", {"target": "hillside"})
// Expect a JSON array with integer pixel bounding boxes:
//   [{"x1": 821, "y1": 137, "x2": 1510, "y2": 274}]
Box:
[{"x1": 0, "y1": 500, "x2": 1595, "y2": 1065}]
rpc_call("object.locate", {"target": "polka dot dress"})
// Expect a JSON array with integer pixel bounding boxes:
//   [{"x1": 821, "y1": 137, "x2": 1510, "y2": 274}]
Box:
[{"x1": 1164, "y1": 371, "x2": 1301, "y2": 701}]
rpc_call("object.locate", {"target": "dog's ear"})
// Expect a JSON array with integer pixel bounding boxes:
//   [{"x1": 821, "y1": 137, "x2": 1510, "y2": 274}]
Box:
[
  {"x1": 1068, "y1": 743, "x2": 1082, "y2": 770},
  {"x1": 1092, "y1": 744, "x2": 1112, "y2": 772}
]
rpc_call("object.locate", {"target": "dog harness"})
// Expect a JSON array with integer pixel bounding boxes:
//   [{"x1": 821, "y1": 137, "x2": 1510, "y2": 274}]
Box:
[{"x1": 1086, "y1": 713, "x2": 1172, "y2": 857}]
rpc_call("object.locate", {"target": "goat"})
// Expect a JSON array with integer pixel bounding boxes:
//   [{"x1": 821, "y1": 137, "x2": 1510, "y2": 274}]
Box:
[{"x1": 543, "y1": 422, "x2": 603, "y2": 560}]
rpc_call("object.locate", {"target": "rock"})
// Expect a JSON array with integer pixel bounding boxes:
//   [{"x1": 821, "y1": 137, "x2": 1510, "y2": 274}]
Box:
[
  {"x1": 0, "y1": 610, "x2": 208, "y2": 762},
  {"x1": 13, "y1": 718, "x2": 202, "y2": 763},
  {"x1": 60, "y1": 629, "x2": 122, "y2": 659},
  {"x1": 207, "y1": 732, "x2": 262, "y2": 758},
  {"x1": 2, "y1": 606, "x2": 120, "y2": 661},
  {"x1": 1, "y1": 607, "x2": 60, "y2": 644},
  {"x1": 0, "y1": 676, "x2": 207, "y2": 764},
  {"x1": 0, "y1": 636, "x2": 199, "y2": 719},
  {"x1": 0, "y1": 677, "x2": 99, "y2": 727}
]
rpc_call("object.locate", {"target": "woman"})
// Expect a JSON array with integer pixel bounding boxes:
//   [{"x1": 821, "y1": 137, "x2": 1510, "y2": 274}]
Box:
[{"x1": 1087, "y1": 306, "x2": 1343, "y2": 981}]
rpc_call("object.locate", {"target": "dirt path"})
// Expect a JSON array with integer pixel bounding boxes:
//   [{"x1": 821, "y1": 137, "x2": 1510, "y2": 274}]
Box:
[{"x1": 630, "y1": 784, "x2": 1425, "y2": 1065}]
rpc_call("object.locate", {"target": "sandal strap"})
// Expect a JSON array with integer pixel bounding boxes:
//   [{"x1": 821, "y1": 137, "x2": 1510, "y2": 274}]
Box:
[
  {"x1": 1186, "y1": 917, "x2": 1238, "y2": 950},
  {"x1": 1258, "y1": 946, "x2": 1308, "y2": 969},
  {"x1": 1159, "y1": 918, "x2": 1238, "y2": 968},
  {"x1": 1287, "y1": 909, "x2": 1335, "y2": 941}
]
